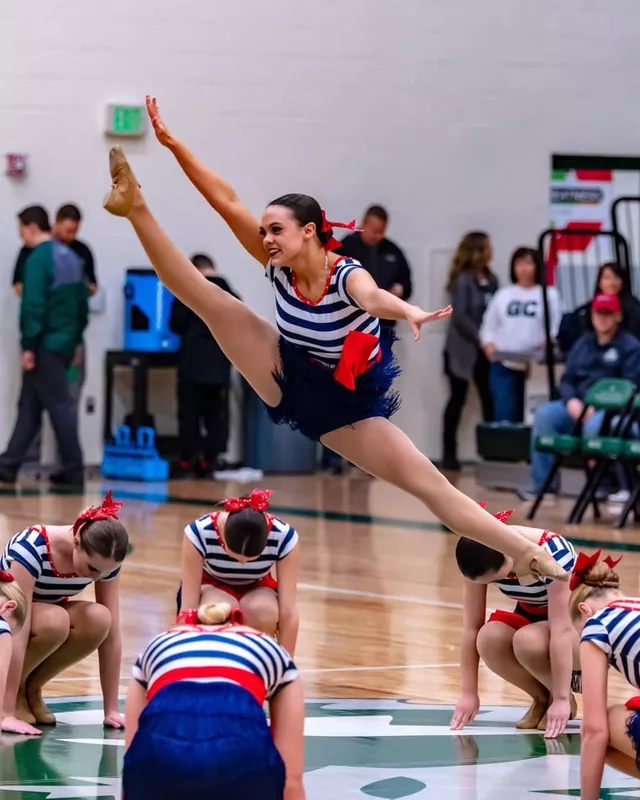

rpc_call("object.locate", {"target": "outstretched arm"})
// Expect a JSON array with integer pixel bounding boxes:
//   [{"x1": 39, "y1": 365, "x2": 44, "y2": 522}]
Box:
[
  {"x1": 579, "y1": 641, "x2": 610, "y2": 800},
  {"x1": 451, "y1": 581, "x2": 486, "y2": 730},
  {"x1": 544, "y1": 579, "x2": 574, "y2": 738},
  {"x1": 146, "y1": 96, "x2": 267, "y2": 266},
  {"x1": 346, "y1": 268, "x2": 451, "y2": 340}
]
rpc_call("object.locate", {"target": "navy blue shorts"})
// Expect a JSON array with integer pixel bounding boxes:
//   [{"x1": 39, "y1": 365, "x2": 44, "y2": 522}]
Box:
[
  {"x1": 122, "y1": 681, "x2": 285, "y2": 799},
  {"x1": 266, "y1": 327, "x2": 401, "y2": 441}
]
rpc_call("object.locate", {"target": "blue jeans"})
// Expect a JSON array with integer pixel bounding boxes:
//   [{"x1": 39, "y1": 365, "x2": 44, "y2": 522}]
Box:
[
  {"x1": 490, "y1": 363, "x2": 526, "y2": 423},
  {"x1": 531, "y1": 400, "x2": 605, "y2": 491}
]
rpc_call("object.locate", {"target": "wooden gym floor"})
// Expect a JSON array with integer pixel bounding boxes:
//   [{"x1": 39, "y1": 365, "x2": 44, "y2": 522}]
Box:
[{"x1": 1, "y1": 470, "x2": 640, "y2": 798}]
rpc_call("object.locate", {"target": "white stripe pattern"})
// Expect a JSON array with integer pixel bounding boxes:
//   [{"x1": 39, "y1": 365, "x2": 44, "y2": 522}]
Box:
[
  {"x1": 0, "y1": 527, "x2": 120, "y2": 604},
  {"x1": 496, "y1": 534, "x2": 576, "y2": 607},
  {"x1": 267, "y1": 257, "x2": 380, "y2": 365},
  {"x1": 133, "y1": 628, "x2": 298, "y2": 700},
  {"x1": 0, "y1": 615, "x2": 10, "y2": 636},
  {"x1": 582, "y1": 600, "x2": 640, "y2": 688},
  {"x1": 185, "y1": 513, "x2": 298, "y2": 586}
]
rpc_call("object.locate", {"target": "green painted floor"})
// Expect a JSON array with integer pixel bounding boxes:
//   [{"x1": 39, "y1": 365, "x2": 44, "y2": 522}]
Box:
[{"x1": 1, "y1": 697, "x2": 638, "y2": 798}]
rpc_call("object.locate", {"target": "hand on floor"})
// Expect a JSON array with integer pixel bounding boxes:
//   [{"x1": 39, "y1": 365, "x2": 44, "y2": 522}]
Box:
[
  {"x1": 450, "y1": 693, "x2": 480, "y2": 730},
  {"x1": 104, "y1": 710, "x2": 125, "y2": 729},
  {"x1": 544, "y1": 699, "x2": 570, "y2": 738},
  {"x1": 1, "y1": 715, "x2": 42, "y2": 735}
]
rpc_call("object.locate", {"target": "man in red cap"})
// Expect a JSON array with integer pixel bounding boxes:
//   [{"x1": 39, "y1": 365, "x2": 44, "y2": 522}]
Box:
[{"x1": 518, "y1": 293, "x2": 640, "y2": 500}]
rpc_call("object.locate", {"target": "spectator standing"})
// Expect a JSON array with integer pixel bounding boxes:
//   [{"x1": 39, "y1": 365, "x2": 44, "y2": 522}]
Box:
[
  {"x1": 557, "y1": 261, "x2": 640, "y2": 356},
  {"x1": 0, "y1": 206, "x2": 87, "y2": 486},
  {"x1": 337, "y1": 205, "x2": 412, "y2": 324},
  {"x1": 169, "y1": 254, "x2": 240, "y2": 478},
  {"x1": 517, "y1": 293, "x2": 640, "y2": 501},
  {"x1": 442, "y1": 232, "x2": 498, "y2": 470},
  {"x1": 12, "y1": 204, "x2": 96, "y2": 439},
  {"x1": 480, "y1": 247, "x2": 562, "y2": 423}
]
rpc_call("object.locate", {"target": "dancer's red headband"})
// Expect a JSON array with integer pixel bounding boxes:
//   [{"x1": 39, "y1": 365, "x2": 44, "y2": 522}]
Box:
[
  {"x1": 570, "y1": 550, "x2": 622, "y2": 591},
  {"x1": 223, "y1": 488, "x2": 272, "y2": 514},
  {"x1": 478, "y1": 501, "x2": 514, "y2": 524},
  {"x1": 320, "y1": 210, "x2": 362, "y2": 252},
  {"x1": 72, "y1": 491, "x2": 124, "y2": 535},
  {"x1": 0, "y1": 570, "x2": 14, "y2": 583}
]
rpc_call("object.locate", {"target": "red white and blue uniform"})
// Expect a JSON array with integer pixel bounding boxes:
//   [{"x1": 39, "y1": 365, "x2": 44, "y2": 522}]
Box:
[
  {"x1": 265, "y1": 257, "x2": 401, "y2": 440},
  {"x1": 489, "y1": 532, "x2": 576, "y2": 628},
  {"x1": 0, "y1": 526, "x2": 120, "y2": 604},
  {"x1": 123, "y1": 625, "x2": 298, "y2": 800},
  {"x1": 178, "y1": 512, "x2": 298, "y2": 608},
  {"x1": 185, "y1": 512, "x2": 298, "y2": 588},
  {"x1": 582, "y1": 598, "x2": 640, "y2": 763},
  {"x1": 582, "y1": 599, "x2": 640, "y2": 689},
  {"x1": 133, "y1": 626, "x2": 297, "y2": 703},
  {"x1": 269, "y1": 257, "x2": 381, "y2": 367},
  {"x1": 0, "y1": 615, "x2": 10, "y2": 636}
]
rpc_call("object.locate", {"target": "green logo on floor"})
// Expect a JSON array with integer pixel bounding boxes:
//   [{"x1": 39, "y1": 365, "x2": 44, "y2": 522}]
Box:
[{"x1": 0, "y1": 698, "x2": 637, "y2": 798}]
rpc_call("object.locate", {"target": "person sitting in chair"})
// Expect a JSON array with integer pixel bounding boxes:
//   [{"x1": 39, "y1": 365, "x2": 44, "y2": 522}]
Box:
[{"x1": 517, "y1": 293, "x2": 640, "y2": 501}]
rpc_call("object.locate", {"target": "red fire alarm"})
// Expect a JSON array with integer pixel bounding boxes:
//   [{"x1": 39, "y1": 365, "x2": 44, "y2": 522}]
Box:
[{"x1": 6, "y1": 153, "x2": 27, "y2": 178}]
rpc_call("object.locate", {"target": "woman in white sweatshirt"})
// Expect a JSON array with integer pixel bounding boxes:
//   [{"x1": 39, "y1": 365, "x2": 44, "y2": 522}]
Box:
[{"x1": 480, "y1": 248, "x2": 561, "y2": 422}]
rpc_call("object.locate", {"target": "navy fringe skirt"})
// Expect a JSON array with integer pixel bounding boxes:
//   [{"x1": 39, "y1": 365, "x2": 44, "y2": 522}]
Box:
[
  {"x1": 267, "y1": 327, "x2": 402, "y2": 441},
  {"x1": 122, "y1": 682, "x2": 285, "y2": 799},
  {"x1": 626, "y1": 708, "x2": 640, "y2": 768}
]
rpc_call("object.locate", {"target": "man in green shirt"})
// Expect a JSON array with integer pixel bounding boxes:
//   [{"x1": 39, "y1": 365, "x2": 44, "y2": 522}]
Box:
[{"x1": 0, "y1": 206, "x2": 88, "y2": 486}]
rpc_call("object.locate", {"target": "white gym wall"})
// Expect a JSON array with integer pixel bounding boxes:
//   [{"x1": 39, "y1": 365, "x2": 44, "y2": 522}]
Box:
[{"x1": 1, "y1": 0, "x2": 639, "y2": 464}]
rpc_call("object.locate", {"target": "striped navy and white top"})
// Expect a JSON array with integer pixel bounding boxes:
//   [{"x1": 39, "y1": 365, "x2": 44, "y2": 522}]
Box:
[
  {"x1": 0, "y1": 615, "x2": 9, "y2": 636},
  {"x1": 496, "y1": 533, "x2": 576, "y2": 607},
  {"x1": 185, "y1": 512, "x2": 298, "y2": 587},
  {"x1": 582, "y1": 599, "x2": 640, "y2": 688},
  {"x1": 133, "y1": 626, "x2": 298, "y2": 703},
  {"x1": 0, "y1": 526, "x2": 120, "y2": 604},
  {"x1": 267, "y1": 257, "x2": 380, "y2": 366}
]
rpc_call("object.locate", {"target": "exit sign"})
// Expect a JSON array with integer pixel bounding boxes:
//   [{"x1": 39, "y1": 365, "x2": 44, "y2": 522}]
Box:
[{"x1": 105, "y1": 104, "x2": 146, "y2": 138}]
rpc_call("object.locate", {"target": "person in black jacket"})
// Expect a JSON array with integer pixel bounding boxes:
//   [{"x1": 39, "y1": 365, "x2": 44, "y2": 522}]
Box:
[
  {"x1": 336, "y1": 205, "x2": 412, "y2": 323},
  {"x1": 169, "y1": 254, "x2": 240, "y2": 477}
]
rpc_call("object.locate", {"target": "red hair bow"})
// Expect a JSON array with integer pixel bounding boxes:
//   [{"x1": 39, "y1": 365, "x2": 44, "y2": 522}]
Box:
[
  {"x1": 0, "y1": 570, "x2": 14, "y2": 583},
  {"x1": 72, "y1": 490, "x2": 124, "y2": 535},
  {"x1": 320, "y1": 210, "x2": 362, "y2": 252},
  {"x1": 604, "y1": 555, "x2": 623, "y2": 569},
  {"x1": 478, "y1": 501, "x2": 514, "y2": 524},
  {"x1": 230, "y1": 608, "x2": 246, "y2": 625},
  {"x1": 223, "y1": 489, "x2": 272, "y2": 514},
  {"x1": 569, "y1": 550, "x2": 602, "y2": 591},
  {"x1": 175, "y1": 608, "x2": 199, "y2": 625}
]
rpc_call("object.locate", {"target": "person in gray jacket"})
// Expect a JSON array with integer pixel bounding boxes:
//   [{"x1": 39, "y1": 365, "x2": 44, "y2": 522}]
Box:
[{"x1": 442, "y1": 232, "x2": 498, "y2": 470}]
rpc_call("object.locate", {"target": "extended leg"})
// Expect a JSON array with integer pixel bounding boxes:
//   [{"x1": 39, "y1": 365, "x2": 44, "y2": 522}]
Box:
[
  {"x1": 105, "y1": 152, "x2": 282, "y2": 407},
  {"x1": 321, "y1": 417, "x2": 567, "y2": 577}
]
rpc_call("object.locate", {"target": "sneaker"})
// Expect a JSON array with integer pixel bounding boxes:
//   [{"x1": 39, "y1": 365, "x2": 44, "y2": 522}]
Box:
[
  {"x1": 440, "y1": 456, "x2": 461, "y2": 471},
  {"x1": 0, "y1": 469, "x2": 16, "y2": 484},
  {"x1": 607, "y1": 489, "x2": 630, "y2": 504},
  {"x1": 49, "y1": 470, "x2": 85, "y2": 487}
]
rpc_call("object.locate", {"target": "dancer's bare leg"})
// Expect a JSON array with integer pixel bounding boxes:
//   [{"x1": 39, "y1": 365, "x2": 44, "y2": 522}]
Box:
[
  {"x1": 321, "y1": 417, "x2": 567, "y2": 579},
  {"x1": 105, "y1": 150, "x2": 281, "y2": 407}
]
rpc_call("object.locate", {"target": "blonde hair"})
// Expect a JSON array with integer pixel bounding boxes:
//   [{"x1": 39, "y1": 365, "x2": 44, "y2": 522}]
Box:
[
  {"x1": 446, "y1": 231, "x2": 493, "y2": 292},
  {"x1": 569, "y1": 561, "x2": 621, "y2": 621},
  {"x1": 197, "y1": 602, "x2": 233, "y2": 625},
  {"x1": 0, "y1": 580, "x2": 28, "y2": 630}
]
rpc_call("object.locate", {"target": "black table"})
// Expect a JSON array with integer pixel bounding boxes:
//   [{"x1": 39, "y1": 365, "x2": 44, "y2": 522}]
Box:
[{"x1": 103, "y1": 350, "x2": 178, "y2": 449}]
